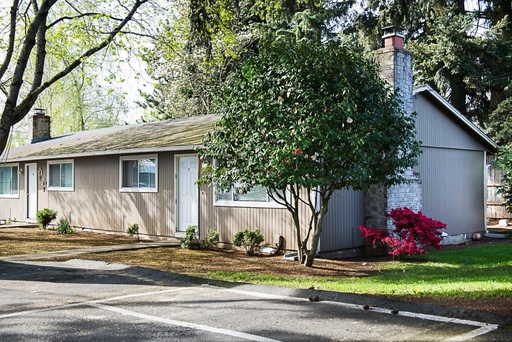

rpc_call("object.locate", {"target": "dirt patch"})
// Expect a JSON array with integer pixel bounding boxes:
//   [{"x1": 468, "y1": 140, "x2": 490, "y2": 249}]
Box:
[{"x1": 0, "y1": 227, "x2": 135, "y2": 256}]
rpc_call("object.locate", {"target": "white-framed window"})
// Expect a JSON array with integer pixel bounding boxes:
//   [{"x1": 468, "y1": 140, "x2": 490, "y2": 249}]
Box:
[
  {"x1": 48, "y1": 160, "x2": 74, "y2": 191},
  {"x1": 120, "y1": 155, "x2": 158, "y2": 192},
  {"x1": 0, "y1": 163, "x2": 19, "y2": 198},
  {"x1": 215, "y1": 185, "x2": 284, "y2": 208}
]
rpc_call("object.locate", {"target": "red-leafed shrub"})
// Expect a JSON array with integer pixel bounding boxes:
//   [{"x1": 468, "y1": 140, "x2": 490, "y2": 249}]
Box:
[
  {"x1": 359, "y1": 207, "x2": 447, "y2": 258},
  {"x1": 358, "y1": 225, "x2": 389, "y2": 246}
]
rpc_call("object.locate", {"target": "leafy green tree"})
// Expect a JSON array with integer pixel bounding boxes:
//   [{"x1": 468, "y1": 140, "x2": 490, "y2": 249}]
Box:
[
  {"x1": 0, "y1": 0, "x2": 150, "y2": 157},
  {"x1": 198, "y1": 39, "x2": 421, "y2": 266},
  {"x1": 36, "y1": 63, "x2": 126, "y2": 135}
]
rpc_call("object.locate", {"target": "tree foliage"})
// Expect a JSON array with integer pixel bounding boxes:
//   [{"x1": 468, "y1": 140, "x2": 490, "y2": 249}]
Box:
[
  {"x1": 198, "y1": 38, "x2": 421, "y2": 266},
  {"x1": 0, "y1": 0, "x2": 151, "y2": 157},
  {"x1": 140, "y1": 0, "x2": 354, "y2": 120},
  {"x1": 351, "y1": 0, "x2": 512, "y2": 143}
]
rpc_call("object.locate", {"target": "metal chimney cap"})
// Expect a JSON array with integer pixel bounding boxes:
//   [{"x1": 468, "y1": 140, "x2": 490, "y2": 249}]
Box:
[{"x1": 33, "y1": 108, "x2": 47, "y2": 115}]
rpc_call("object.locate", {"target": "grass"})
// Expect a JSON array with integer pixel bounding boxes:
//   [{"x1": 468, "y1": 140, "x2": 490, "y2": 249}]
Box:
[{"x1": 197, "y1": 244, "x2": 512, "y2": 300}]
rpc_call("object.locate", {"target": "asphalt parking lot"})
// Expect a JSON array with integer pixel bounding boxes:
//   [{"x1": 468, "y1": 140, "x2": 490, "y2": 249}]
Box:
[{"x1": 0, "y1": 259, "x2": 508, "y2": 341}]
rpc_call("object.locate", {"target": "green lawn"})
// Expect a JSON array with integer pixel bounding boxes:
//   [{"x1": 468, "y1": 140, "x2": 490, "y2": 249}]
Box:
[{"x1": 200, "y1": 243, "x2": 512, "y2": 300}]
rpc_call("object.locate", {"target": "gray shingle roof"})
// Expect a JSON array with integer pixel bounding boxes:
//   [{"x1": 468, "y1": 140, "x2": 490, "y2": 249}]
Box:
[{"x1": 2, "y1": 115, "x2": 220, "y2": 162}]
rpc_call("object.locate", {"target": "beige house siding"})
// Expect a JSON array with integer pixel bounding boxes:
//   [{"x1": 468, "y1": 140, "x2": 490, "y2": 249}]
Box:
[
  {"x1": 2, "y1": 152, "x2": 180, "y2": 237},
  {"x1": 199, "y1": 185, "x2": 311, "y2": 250},
  {"x1": 0, "y1": 170, "x2": 25, "y2": 221}
]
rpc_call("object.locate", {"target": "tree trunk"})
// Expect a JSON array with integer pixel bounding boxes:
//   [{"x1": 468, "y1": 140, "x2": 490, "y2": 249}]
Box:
[{"x1": 304, "y1": 197, "x2": 329, "y2": 267}]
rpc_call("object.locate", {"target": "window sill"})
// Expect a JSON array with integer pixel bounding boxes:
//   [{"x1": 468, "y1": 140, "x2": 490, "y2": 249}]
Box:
[
  {"x1": 48, "y1": 188, "x2": 74, "y2": 192},
  {"x1": 214, "y1": 201, "x2": 286, "y2": 209},
  {"x1": 0, "y1": 194, "x2": 20, "y2": 199},
  {"x1": 120, "y1": 188, "x2": 158, "y2": 193}
]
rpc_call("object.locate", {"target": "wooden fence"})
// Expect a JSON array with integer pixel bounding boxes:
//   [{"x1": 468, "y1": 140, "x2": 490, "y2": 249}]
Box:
[{"x1": 487, "y1": 164, "x2": 512, "y2": 220}]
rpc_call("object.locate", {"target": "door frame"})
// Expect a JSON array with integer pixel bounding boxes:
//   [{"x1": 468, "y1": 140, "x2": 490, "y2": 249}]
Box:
[
  {"x1": 174, "y1": 154, "x2": 199, "y2": 237},
  {"x1": 26, "y1": 163, "x2": 38, "y2": 220}
]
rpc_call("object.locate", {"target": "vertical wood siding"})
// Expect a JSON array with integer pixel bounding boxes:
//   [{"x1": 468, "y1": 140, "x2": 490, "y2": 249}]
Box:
[
  {"x1": 414, "y1": 94, "x2": 486, "y2": 150},
  {"x1": 41, "y1": 151, "x2": 177, "y2": 237},
  {"x1": 0, "y1": 162, "x2": 26, "y2": 221},
  {"x1": 413, "y1": 147, "x2": 485, "y2": 235},
  {"x1": 320, "y1": 188, "x2": 365, "y2": 252},
  {"x1": 413, "y1": 93, "x2": 488, "y2": 234},
  {"x1": 200, "y1": 185, "x2": 311, "y2": 250}
]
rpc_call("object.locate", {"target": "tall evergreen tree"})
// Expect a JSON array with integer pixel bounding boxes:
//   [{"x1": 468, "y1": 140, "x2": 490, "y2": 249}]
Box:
[
  {"x1": 352, "y1": 0, "x2": 512, "y2": 143},
  {"x1": 140, "y1": 0, "x2": 354, "y2": 120}
]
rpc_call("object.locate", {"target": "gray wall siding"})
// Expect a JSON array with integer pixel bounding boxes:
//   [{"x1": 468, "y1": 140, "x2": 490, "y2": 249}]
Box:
[
  {"x1": 413, "y1": 147, "x2": 485, "y2": 235},
  {"x1": 319, "y1": 188, "x2": 365, "y2": 252},
  {"x1": 414, "y1": 94, "x2": 485, "y2": 150},
  {"x1": 200, "y1": 186, "x2": 311, "y2": 250}
]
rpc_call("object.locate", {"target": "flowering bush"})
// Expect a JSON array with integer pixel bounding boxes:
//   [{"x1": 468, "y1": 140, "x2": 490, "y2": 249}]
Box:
[{"x1": 359, "y1": 207, "x2": 447, "y2": 258}]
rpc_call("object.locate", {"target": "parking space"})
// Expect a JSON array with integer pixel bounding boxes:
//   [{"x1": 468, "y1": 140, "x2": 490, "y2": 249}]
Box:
[{"x1": 0, "y1": 260, "x2": 502, "y2": 341}]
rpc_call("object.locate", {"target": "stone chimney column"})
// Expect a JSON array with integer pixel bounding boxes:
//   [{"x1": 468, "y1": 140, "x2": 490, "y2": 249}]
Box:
[
  {"x1": 30, "y1": 108, "x2": 51, "y2": 143},
  {"x1": 364, "y1": 27, "x2": 422, "y2": 231}
]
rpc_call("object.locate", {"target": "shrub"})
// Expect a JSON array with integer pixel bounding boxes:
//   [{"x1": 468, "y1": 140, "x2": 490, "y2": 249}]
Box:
[
  {"x1": 201, "y1": 229, "x2": 219, "y2": 250},
  {"x1": 56, "y1": 218, "x2": 74, "y2": 234},
  {"x1": 181, "y1": 225, "x2": 200, "y2": 249},
  {"x1": 233, "y1": 228, "x2": 264, "y2": 255},
  {"x1": 36, "y1": 208, "x2": 57, "y2": 229},
  {"x1": 359, "y1": 207, "x2": 446, "y2": 258},
  {"x1": 127, "y1": 223, "x2": 140, "y2": 241}
]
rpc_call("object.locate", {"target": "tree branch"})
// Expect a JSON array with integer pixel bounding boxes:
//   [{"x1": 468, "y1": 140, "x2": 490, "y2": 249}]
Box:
[
  {"x1": 0, "y1": 0, "x2": 20, "y2": 83},
  {"x1": 2, "y1": 0, "x2": 56, "y2": 126},
  {"x1": 13, "y1": 0, "x2": 149, "y2": 123}
]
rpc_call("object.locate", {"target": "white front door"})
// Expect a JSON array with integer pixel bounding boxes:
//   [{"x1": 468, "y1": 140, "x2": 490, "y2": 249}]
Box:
[
  {"x1": 177, "y1": 156, "x2": 198, "y2": 232},
  {"x1": 26, "y1": 164, "x2": 37, "y2": 219}
]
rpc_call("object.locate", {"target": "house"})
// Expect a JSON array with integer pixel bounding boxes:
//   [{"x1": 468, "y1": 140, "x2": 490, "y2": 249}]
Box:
[{"x1": 0, "y1": 31, "x2": 498, "y2": 253}]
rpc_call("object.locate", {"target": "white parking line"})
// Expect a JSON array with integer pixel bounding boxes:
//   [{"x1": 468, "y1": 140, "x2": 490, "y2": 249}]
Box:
[
  {"x1": 0, "y1": 284, "x2": 499, "y2": 341},
  {"x1": 217, "y1": 287, "x2": 499, "y2": 342},
  {"x1": 88, "y1": 302, "x2": 281, "y2": 342}
]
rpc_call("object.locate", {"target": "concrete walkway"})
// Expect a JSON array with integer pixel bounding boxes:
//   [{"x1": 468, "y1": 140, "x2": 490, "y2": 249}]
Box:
[{"x1": 0, "y1": 240, "x2": 180, "y2": 262}]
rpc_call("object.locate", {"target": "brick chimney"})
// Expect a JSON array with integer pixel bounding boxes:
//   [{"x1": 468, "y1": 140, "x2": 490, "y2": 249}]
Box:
[
  {"x1": 364, "y1": 27, "x2": 422, "y2": 231},
  {"x1": 30, "y1": 108, "x2": 51, "y2": 143},
  {"x1": 375, "y1": 26, "x2": 413, "y2": 117}
]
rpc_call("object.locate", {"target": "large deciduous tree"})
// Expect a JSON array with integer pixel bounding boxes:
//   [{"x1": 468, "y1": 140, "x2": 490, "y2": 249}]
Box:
[
  {"x1": 0, "y1": 0, "x2": 150, "y2": 157},
  {"x1": 198, "y1": 38, "x2": 421, "y2": 267}
]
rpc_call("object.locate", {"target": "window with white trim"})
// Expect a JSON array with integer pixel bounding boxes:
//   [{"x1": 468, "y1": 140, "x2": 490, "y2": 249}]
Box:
[
  {"x1": 0, "y1": 164, "x2": 19, "y2": 197},
  {"x1": 215, "y1": 185, "x2": 284, "y2": 207},
  {"x1": 120, "y1": 155, "x2": 157, "y2": 192},
  {"x1": 48, "y1": 160, "x2": 74, "y2": 191}
]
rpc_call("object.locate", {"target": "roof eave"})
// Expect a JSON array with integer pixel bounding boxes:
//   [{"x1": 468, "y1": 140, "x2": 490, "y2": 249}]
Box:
[{"x1": 3, "y1": 145, "x2": 200, "y2": 162}]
